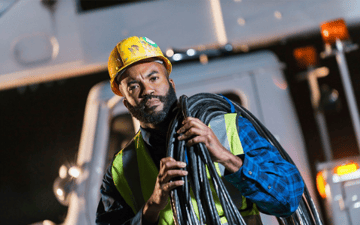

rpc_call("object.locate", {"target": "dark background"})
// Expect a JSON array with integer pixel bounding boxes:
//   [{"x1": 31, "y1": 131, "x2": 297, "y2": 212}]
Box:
[{"x1": 1, "y1": 25, "x2": 360, "y2": 224}]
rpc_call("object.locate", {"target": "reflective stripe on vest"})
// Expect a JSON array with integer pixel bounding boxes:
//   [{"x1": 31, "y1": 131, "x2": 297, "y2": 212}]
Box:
[
  {"x1": 209, "y1": 114, "x2": 260, "y2": 218},
  {"x1": 112, "y1": 113, "x2": 260, "y2": 224}
]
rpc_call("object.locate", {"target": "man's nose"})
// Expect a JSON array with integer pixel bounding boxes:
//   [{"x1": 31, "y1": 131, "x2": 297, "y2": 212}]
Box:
[{"x1": 140, "y1": 83, "x2": 154, "y2": 96}]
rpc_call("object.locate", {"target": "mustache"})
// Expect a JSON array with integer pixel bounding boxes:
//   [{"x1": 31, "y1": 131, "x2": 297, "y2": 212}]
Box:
[{"x1": 138, "y1": 94, "x2": 166, "y2": 108}]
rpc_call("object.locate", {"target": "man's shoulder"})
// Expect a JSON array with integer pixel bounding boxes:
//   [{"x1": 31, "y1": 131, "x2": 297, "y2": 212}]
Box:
[
  {"x1": 121, "y1": 138, "x2": 136, "y2": 152},
  {"x1": 209, "y1": 112, "x2": 241, "y2": 124},
  {"x1": 111, "y1": 132, "x2": 139, "y2": 161}
]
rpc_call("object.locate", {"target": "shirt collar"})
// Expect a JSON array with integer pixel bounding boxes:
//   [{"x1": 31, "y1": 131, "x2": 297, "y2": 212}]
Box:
[
  {"x1": 140, "y1": 127, "x2": 167, "y2": 150},
  {"x1": 140, "y1": 127, "x2": 152, "y2": 147}
]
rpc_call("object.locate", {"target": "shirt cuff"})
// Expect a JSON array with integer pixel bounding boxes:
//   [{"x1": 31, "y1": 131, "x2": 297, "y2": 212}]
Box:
[
  {"x1": 140, "y1": 205, "x2": 159, "y2": 225},
  {"x1": 223, "y1": 156, "x2": 261, "y2": 195},
  {"x1": 131, "y1": 206, "x2": 143, "y2": 225}
]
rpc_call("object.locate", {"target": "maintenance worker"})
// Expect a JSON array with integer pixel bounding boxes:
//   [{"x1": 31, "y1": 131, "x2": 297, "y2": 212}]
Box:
[{"x1": 96, "y1": 36, "x2": 304, "y2": 225}]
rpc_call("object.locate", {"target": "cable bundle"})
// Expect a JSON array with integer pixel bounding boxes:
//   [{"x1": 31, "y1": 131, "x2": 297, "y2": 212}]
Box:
[{"x1": 166, "y1": 93, "x2": 323, "y2": 225}]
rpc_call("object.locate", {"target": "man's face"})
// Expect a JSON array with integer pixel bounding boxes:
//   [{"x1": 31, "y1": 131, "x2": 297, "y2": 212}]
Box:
[{"x1": 118, "y1": 61, "x2": 177, "y2": 126}]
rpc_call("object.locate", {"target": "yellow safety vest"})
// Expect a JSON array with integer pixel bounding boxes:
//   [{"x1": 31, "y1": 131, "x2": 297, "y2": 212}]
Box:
[{"x1": 112, "y1": 113, "x2": 261, "y2": 224}]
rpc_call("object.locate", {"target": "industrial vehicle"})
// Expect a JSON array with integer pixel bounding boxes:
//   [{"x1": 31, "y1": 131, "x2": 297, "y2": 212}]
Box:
[{"x1": 2, "y1": 0, "x2": 360, "y2": 224}]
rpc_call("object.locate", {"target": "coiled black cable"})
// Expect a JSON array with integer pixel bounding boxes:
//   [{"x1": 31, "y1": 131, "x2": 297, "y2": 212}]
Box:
[{"x1": 166, "y1": 93, "x2": 323, "y2": 225}]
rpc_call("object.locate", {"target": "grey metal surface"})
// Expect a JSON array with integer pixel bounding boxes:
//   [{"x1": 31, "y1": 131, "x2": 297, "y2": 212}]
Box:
[
  {"x1": 315, "y1": 111, "x2": 333, "y2": 162},
  {"x1": 344, "y1": 179, "x2": 360, "y2": 225},
  {"x1": 335, "y1": 40, "x2": 360, "y2": 153},
  {"x1": 2, "y1": 0, "x2": 360, "y2": 89},
  {"x1": 222, "y1": 0, "x2": 360, "y2": 47},
  {"x1": 77, "y1": 0, "x2": 217, "y2": 64},
  {"x1": 317, "y1": 157, "x2": 360, "y2": 225}
]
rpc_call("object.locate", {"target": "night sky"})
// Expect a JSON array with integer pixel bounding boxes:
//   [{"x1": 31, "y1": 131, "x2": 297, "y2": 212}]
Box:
[{"x1": 2, "y1": 26, "x2": 360, "y2": 224}]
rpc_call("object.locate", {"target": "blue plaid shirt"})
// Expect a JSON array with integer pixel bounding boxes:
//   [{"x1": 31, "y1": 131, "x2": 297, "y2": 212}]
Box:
[{"x1": 224, "y1": 116, "x2": 304, "y2": 217}]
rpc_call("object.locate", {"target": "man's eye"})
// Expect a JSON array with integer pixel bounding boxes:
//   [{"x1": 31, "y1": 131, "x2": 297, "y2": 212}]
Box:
[
  {"x1": 150, "y1": 76, "x2": 159, "y2": 81},
  {"x1": 129, "y1": 85, "x2": 138, "y2": 91}
]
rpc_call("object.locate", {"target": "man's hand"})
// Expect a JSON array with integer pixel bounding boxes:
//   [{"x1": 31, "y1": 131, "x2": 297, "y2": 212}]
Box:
[
  {"x1": 177, "y1": 117, "x2": 242, "y2": 173},
  {"x1": 143, "y1": 157, "x2": 188, "y2": 223}
]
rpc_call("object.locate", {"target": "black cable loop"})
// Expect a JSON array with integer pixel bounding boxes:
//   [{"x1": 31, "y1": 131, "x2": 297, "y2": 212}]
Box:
[
  {"x1": 167, "y1": 93, "x2": 322, "y2": 225},
  {"x1": 200, "y1": 141, "x2": 244, "y2": 224}
]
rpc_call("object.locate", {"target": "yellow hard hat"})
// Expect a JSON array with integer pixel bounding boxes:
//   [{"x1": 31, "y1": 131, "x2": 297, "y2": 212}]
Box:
[{"x1": 108, "y1": 36, "x2": 172, "y2": 96}]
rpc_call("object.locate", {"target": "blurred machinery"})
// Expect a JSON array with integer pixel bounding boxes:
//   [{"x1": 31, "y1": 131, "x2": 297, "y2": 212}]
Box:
[
  {"x1": 2, "y1": 1, "x2": 360, "y2": 225},
  {"x1": 2, "y1": 0, "x2": 360, "y2": 91},
  {"x1": 294, "y1": 46, "x2": 334, "y2": 162},
  {"x1": 293, "y1": 18, "x2": 360, "y2": 225},
  {"x1": 317, "y1": 158, "x2": 360, "y2": 225}
]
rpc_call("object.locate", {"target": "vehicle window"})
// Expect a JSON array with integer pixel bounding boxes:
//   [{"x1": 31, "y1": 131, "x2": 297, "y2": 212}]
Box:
[{"x1": 107, "y1": 113, "x2": 135, "y2": 167}]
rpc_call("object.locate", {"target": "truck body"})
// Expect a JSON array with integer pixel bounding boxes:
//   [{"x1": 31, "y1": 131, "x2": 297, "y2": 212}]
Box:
[
  {"x1": 2, "y1": 0, "x2": 360, "y2": 224},
  {"x1": 1, "y1": 0, "x2": 360, "y2": 90}
]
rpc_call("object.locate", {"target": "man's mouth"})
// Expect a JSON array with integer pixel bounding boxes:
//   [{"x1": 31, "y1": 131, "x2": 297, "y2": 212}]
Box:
[{"x1": 145, "y1": 98, "x2": 161, "y2": 107}]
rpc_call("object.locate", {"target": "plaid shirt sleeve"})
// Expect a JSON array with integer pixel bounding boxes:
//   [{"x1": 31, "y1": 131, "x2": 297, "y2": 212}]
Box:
[{"x1": 224, "y1": 116, "x2": 304, "y2": 217}]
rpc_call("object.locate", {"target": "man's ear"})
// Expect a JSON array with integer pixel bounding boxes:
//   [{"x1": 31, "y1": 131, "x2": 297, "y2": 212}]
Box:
[{"x1": 169, "y1": 78, "x2": 176, "y2": 92}]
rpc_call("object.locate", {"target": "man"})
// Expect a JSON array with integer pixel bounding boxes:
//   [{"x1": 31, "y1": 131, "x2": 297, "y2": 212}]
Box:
[{"x1": 96, "y1": 36, "x2": 304, "y2": 225}]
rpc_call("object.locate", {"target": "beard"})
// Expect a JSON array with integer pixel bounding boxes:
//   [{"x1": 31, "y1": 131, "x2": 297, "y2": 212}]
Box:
[{"x1": 126, "y1": 83, "x2": 177, "y2": 125}]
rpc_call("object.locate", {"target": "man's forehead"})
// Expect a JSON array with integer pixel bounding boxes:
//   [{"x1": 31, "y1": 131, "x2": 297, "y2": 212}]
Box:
[{"x1": 118, "y1": 60, "x2": 166, "y2": 83}]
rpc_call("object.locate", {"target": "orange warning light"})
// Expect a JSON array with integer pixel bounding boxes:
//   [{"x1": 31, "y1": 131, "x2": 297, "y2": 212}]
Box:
[
  {"x1": 320, "y1": 19, "x2": 350, "y2": 45},
  {"x1": 316, "y1": 171, "x2": 327, "y2": 199},
  {"x1": 334, "y1": 162, "x2": 359, "y2": 176},
  {"x1": 293, "y1": 46, "x2": 318, "y2": 69}
]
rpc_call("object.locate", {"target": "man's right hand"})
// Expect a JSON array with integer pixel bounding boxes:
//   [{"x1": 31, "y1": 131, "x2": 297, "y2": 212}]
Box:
[{"x1": 142, "y1": 157, "x2": 188, "y2": 223}]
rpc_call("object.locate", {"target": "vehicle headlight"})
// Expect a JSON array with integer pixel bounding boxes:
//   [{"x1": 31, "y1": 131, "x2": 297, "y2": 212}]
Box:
[
  {"x1": 68, "y1": 166, "x2": 81, "y2": 178},
  {"x1": 53, "y1": 176, "x2": 74, "y2": 206},
  {"x1": 53, "y1": 164, "x2": 81, "y2": 206}
]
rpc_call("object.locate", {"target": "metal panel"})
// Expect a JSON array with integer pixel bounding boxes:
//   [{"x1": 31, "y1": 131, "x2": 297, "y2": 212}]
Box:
[
  {"x1": 317, "y1": 157, "x2": 360, "y2": 225},
  {"x1": 0, "y1": 0, "x2": 86, "y2": 90},
  {"x1": 344, "y1": 179, "x2": 360, "y2": 225},
  {"x1": 222, "y1": 0, "x2": 360, "y2": 47},
  {"x1": 2, "y1": 0, "x2": 360, "y2": 90},
  {"x1": 77, "y1": 0, "x2": 217, "y2": 64}
]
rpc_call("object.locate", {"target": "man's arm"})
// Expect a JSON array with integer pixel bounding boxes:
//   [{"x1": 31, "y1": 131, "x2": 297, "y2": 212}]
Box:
[
  {"x1": 96, "y1": 159, "x2": 188, "y2": 225},
  {"x1": 177, "y1": 117, "x2": 243, "y2": 173},
  {"x1": 177, "y1": 115, "x2": 304, "y2": 218},
  {"x1": 96, "y1": 165, "x2": 141, "y2": 225},
  {"x1": 142, "y1": 157, "x2": 187, "y2": 223},
  {"x1": 224, "y1": 116, "x2": 304, "y2": 217}
]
